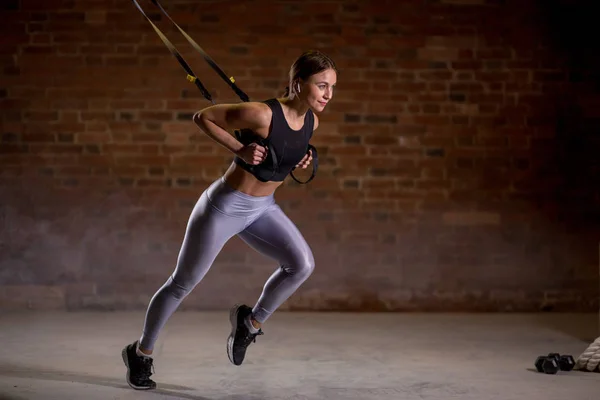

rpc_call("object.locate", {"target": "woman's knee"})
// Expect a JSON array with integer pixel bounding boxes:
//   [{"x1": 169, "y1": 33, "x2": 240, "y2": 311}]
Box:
[
  {"x1": 287, "y1": 250, "x2": 315, "y2": 280},
  {"x1": 299, "y1": 257, "x2": 315, "y2": 280},
  {"x1": 162, "y1": 275, "x2": 192, "y2": 301}
]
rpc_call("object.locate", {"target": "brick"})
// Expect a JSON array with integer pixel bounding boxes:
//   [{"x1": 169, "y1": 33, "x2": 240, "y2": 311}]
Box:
[
  {"x1": 442, "y1": 212, "x2": 501, "y2": 226},
  {"x1": 24, "y1": 111, "x2": 59, "y2": 122},
  {"x1": 22, "y1": 132, "x2": 56, "y2": 142},
  {"x1": 85, "y1": 10, "x2": 106, "y2": 25},
  {"x1": 418, "y1": 48, "x2": 459, "y2": 62},
  {"x1": 440, "y1": 0, "x2": 486, "y2": 4}
]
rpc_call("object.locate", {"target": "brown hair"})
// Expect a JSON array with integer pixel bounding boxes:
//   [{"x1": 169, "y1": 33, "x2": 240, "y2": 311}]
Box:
[{"x1": 283, "y1": 50, "x2": 337, "y2": 97}]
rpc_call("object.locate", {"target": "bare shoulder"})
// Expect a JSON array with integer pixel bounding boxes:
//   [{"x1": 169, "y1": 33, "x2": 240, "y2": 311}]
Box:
[
  {"x1": 196, "y1": 101, "x2": 272, "y2": 131},
  {"x1": 227, "y1": 101, "x2": 272, "y2": 129}
]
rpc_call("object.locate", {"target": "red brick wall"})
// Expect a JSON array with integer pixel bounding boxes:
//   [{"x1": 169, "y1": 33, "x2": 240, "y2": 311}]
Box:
[{"x1": 1, "y1": 0, "x2": 598, "y2": 312}]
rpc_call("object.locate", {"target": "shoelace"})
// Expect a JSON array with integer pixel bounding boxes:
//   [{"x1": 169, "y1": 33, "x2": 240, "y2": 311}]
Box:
[
  {"x1": 135, "y1": 357, "x2": 155, "y2": 381},
  {"x1": 241, "y1": 329, "x2": 264, "y2": 347}
]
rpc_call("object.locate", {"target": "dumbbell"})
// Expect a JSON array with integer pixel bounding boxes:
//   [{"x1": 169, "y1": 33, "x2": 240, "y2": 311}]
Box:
[
  {"x1": 553, "y1": 353, "x2": 575, "y2": 371},
  {"x1": 535, "y1": 355, "x2": 559, "y2": 374},
  {"x1": 534, "y1": 353, "x2": 575, "y2": 374}
]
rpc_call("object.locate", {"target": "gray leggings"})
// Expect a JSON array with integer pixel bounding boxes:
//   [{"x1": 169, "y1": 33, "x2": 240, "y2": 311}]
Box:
[{"x1": 139, "y1": 177, "x2": 315, "y2": 351}]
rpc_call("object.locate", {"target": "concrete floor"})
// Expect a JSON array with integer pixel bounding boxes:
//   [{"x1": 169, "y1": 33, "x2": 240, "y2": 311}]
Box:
[{"x1": 0, "y1": 311, "x2": 598, "y2": 400}]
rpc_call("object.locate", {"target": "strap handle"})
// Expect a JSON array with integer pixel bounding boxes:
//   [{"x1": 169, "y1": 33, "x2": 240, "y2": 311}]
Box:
[
  {"x1": 291, "y1": 145, "x2": 318, "y2": 184},
  {"x1": 234, "y1": 129, "x2": 279, "y2": 182}
]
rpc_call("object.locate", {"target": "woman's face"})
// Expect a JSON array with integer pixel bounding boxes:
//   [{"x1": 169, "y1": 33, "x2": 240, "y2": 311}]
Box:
[{"x1": 298, "y1": 68, "x2": 337, "y2": 113}]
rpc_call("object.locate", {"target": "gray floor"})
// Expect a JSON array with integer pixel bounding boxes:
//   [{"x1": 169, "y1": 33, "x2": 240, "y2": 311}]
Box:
[{"x1": 0, "y1": 311, "x2": 598, "y2": 400}]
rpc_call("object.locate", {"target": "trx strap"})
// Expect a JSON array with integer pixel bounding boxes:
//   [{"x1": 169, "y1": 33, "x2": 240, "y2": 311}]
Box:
[
  {"x1": 147, "y1": 0, "x2": 250, "y2": 103},
  {"x1": 132, "y1": 0, "x2": 317, "y2": 184},
  {"x1": 131, "y1": 0, "x2": 215, "y2": 103}
]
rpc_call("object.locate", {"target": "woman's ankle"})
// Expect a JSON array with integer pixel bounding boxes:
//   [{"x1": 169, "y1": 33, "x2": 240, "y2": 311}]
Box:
[{"x1": 136, "y1": 343, "x2": 153, "y2": 357}]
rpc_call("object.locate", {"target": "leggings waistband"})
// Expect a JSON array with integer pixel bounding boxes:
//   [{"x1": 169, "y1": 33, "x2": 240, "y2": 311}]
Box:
[{"x1": 205, "y1": 177, "x2": 275, "y2": 217}]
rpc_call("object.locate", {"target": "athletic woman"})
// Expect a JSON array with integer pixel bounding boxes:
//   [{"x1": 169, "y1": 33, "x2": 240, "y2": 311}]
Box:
[{"x1": 121, "y1": 50, "x2": 337, "y2": 390}]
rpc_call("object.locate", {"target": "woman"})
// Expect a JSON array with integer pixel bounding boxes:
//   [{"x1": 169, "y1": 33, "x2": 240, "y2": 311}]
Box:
[{"x1": 121, "y1": 50, "x2": 337, "y2": 390}]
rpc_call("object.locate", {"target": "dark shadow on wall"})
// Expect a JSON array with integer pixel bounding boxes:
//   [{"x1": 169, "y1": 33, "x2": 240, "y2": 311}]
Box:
[
  {"x1": 534, "y1": 0, "x2": 600, "y2": 299},
  {"x1": 539, "y1": 0, "x2": 600, "y2": 221}
]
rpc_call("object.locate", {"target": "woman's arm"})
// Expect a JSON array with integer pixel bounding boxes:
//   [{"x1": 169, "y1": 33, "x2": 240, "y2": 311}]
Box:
[{"x1": 193, "y1": 102, "x2": 271, "y2": 155}]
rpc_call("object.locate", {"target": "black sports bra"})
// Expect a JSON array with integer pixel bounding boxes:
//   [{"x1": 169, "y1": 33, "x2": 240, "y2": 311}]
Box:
[{"x1": 233, "y1": 98, "x2": 318, "y2": 184}]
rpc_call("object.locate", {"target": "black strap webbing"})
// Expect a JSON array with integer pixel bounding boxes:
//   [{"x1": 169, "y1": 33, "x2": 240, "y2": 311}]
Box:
[
  {"x1": 131, "y1": 0, "x2": 215, "y2": 103},
  {"x1": 148, "y1": 0, "x2": 250, "y2": 103}
]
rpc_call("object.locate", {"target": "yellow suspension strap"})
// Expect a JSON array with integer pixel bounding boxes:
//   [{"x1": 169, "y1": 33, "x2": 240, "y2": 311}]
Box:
[
  {"x1": 131, "y1": 0, "x2": 249, "y2": 104},
  {"x1": 149, "y1": 0, "x2": 250, "y2": 103}
]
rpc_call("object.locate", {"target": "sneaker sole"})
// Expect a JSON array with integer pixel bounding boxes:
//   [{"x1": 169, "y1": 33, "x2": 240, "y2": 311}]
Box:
[
  {"x1": 121, "y1": 347, "x2": 154, "y2": 390},
  {"x1": 227, "y1": 304, "x2": 241, "y2": 366}
]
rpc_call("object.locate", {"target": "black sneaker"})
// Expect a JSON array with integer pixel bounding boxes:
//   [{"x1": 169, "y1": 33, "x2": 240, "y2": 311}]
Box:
[
  {"x1": 121, "y1": 340, "x2": 157, "y2": 390},
  {"x1": 227, "y1": 304, "x2": 264, "y2": 366}
]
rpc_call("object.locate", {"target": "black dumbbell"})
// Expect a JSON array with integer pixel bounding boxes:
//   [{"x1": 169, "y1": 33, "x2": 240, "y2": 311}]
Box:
[
  {"x1": 547, "y1": 353, "x2": 575, "y2": 371},
  {"x1": 535, "y1": 355, "x2": 559, "y2": 374},
  {"x1": 559, "y1": 355, "x2": 575, "y2": 371},
  {"x1": 535, "y1": 353, "x2": 576, "y2": 374}
]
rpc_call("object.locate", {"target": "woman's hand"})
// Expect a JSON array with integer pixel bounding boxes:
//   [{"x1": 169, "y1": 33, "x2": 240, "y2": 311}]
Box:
[
  {"x1": 295, "y1": 149, "x2": 312, "y2": 169},
  {"x1": 236, "y1": 143, "x2": 268, "y2": 165}
]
